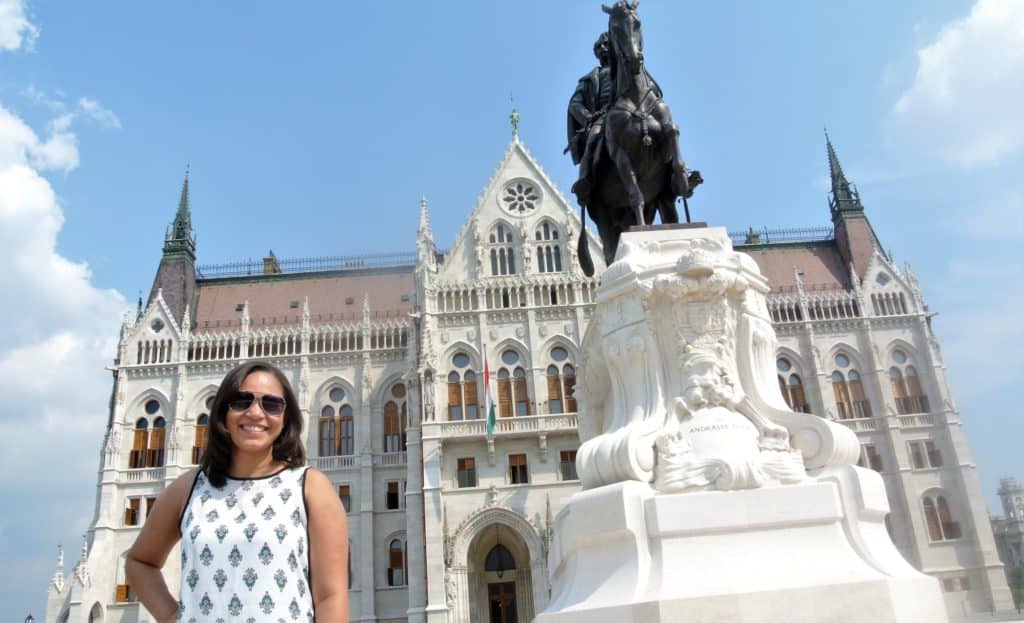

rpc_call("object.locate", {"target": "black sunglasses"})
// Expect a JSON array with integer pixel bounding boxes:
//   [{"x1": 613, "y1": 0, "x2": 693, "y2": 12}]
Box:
[{"x1": 227, "y1": 391, "x2": 287, "y2": 417}]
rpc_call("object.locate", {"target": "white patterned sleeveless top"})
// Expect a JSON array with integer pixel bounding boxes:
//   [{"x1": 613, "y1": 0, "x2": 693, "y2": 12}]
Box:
[{"x1": 178, "y1": 466, "x2": 313, "y2": 622}]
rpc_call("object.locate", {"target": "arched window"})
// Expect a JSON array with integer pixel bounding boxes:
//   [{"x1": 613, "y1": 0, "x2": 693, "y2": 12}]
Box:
[
  {"x1": 489, "y1": 224, "x2": 516, "y2": 276},
  {"x1": 129, "y1": 418, "x2": 149, "y2": 469},
  {"x1": 831, "y1": 353, "x2": 871, "y2": 419},
  {"x1": 890, "y1": 349, "x2": 930, "y2": 414},
  {"x1": 923, "y1": 492, "x2": 962, "y2": 541},
  {"x1": 192, "y1": 414, "x2": 209, "y2": 464},
  {"x1": 319, "y1": 387, "x2": 354, "y2": 457},
  {"x1": 192, "y1": 395, "x2": 214, "y2": 464},
  {"x1": 496, "y1": 350, "x2": 531, "y2": 417},
  {"x1": 447, "y1": 353, "x2": 479, "y2": 421},
  {"x1": 387, "y1": 538, "x2": 406, "y2": 586},
  {"x1": 148, "y1": 417, "x2": 166, "y2": 467},
  {"x1": 776, "y1": 358, "x2": 809, "y2": 413},
  {"x1": 535, "y1": 222, "x2": 563, "y2": 273},
  {"x1": 485, "y1": 543, "x2": 517, "y2": 576},
  {"x1": 383, "y1": 382, "x2": 408, "y2": 453},
  {"x1": 546, "y1": 346, "x2": 577, "y2": 414}
]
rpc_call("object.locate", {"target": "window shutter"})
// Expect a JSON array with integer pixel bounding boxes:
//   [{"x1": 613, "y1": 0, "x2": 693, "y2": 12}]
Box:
[
  {"x1": 563, "y1": 373, "x2": 577, "y2": 413},
  {"x1": 513, "y1": 374, "x2": 530, "y2": 415},
  {"x1": 448, "y1": 381, "x2": 462, "y2": 420}
]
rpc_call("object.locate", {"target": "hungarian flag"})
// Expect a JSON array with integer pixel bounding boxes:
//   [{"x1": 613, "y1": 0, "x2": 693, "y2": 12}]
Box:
[{"x1": 484, "y1": 351, "x2": 496, "y2": 438}]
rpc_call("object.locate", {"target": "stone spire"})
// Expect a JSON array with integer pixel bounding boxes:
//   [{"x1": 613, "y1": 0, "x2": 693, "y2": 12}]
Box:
[
  {"x1": 147, "y1": 167, "x2": 199, "y2": 322},
  {"x1": 825, "y1": 131, "x2": 863, "y2": 217},
  {"x1": 418, "y1": 197, "x2": 433, "y2": 242},
  {"x1": 824, "y1": 131, "x2": 882, "y2": 281},
  {"x1": 50, "y1": 545, "x2": 65, "y2": 593},
  {"x1": 164, "y1": 165, "x2": 196, "y2": 258},
  {"x1": 72, "y1": 535, "x2": 90, "y2": 587}
]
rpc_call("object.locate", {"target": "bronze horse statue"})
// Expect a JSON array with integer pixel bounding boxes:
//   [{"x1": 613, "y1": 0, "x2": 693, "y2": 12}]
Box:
[{"x1": 576, "y1": 1, "x2": 702, "y2": 276}]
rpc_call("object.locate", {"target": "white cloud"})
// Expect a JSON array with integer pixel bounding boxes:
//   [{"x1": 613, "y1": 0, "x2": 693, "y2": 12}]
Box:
[
  {"x1": 0, "y1": 100, "x2": 126, "y2": 565},
  {"x1": 0, "y1": 106, "x2": 78, "y2": 172},
  {"x1": 0, "y1": 0, "x2": 37, "y2": 52},
  {"x1": 890, "y1": 0, "x2": 1024, "y2": 168},
  {"x1": 23, "y1": 84, "x2": 64, "y2": 112},
  {"x1": 78, "y1": 97, "x2": 121, "y2": 129}
]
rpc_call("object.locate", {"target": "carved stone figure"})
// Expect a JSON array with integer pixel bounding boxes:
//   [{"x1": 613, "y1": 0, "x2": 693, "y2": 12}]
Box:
[
  {"x1": 567, "y1": 1, "x2": 703, "y2": 276},
  {"x1": 576, "y1": 227, "x2": 857, "y2": 492}
]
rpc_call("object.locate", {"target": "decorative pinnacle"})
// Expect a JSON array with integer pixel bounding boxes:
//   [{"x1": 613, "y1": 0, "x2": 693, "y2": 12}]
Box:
[
  {"x1": 418, "y1": 197, "x2": 433, "y2": 240},
  {"x1": 509, "y1": 94, "x2": 520, "y2": 138}
]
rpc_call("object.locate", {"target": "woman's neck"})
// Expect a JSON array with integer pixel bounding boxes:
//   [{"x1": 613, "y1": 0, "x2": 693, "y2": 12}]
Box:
[{"x1": 228, "y1": 451, "x2": 282, "y2": 479}]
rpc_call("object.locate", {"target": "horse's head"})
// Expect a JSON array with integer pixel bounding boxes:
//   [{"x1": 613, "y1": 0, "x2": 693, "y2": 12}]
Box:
[{"x1": 603, "y1": 0, "x2": 643, "y2": 75}]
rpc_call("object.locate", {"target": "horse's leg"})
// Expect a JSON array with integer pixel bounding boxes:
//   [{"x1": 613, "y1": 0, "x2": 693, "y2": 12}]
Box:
[
  {"x1": 651, "y1": 195, "x2": 677, "y2": 225},
  {"x1": 606, "y1": 131, "x2": 646, "y2": 227},
  {"x1": 653, "y1": 102, "x2": 689, "y2": 198}
]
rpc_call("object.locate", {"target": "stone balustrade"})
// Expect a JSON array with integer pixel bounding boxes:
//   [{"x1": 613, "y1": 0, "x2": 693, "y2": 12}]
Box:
[{"x1": 437, "y1": 413, "x2": 578, "y2": 439}]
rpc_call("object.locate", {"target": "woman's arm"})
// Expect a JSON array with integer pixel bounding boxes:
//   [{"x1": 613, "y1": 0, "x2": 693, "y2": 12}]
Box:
[
  {"x1": 125, "y1": 468, "x2": 198, "y2": 623},
  {"x1": 305, "y1": 468, "x2": 350, "y2": 622}
]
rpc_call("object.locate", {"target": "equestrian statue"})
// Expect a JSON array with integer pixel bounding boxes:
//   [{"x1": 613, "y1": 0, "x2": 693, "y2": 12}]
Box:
[{"x1": 566, "y1": 1, "x2": 703, "y2": 277}]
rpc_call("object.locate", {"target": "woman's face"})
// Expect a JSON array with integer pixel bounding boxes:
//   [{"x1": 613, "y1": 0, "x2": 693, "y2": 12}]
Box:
[{"x1": 225, "y1": 370, "x2": 287, "y2": 456}]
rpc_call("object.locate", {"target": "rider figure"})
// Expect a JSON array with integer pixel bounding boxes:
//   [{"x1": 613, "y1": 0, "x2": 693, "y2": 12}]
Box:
[{"x1": 567, "y1": 32, "x2": 613, "y2": 206}]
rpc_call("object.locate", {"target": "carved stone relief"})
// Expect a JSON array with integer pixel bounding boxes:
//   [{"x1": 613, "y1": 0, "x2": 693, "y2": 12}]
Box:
[{"x1": 576, "y1": 228, "x2": 858, "y2": 494}]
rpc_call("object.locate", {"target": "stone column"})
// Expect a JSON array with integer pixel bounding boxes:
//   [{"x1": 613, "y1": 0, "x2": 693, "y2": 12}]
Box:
[{"x1": 405, "y1": 378, "x2": 427, "y2": 622}]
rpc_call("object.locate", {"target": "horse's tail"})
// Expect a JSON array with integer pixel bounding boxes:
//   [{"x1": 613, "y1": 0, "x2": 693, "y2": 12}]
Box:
[{"x1": 577, "y1": 203, "x2": 595, "y2": 277}]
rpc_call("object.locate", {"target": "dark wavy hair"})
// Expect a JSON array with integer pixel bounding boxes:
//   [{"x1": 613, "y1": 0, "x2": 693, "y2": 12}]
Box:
[{"x1": 200, "y1": 361, "x2": 306, "y2": 488}]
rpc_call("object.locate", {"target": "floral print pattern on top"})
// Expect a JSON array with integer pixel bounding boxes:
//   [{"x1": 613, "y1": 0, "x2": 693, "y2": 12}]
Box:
[{"x1": 178, "y1": 467, "x2": 313, "y2": 621}]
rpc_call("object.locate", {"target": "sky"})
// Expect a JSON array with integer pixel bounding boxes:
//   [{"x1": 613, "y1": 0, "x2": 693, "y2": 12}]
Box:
[{"x1": 0, "y1": 0, "x2": 1022, "y2": 618}]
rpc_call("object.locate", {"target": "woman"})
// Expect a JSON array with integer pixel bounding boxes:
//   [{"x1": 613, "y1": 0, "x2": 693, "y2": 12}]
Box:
[{"x1": 126, "y1": 361, "x2": 349, "y2": 621}]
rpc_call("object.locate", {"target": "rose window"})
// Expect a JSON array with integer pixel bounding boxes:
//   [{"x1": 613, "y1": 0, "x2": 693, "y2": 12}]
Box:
[{"x1": 501, "y1": 181, "x2": 540, "y2": 214}]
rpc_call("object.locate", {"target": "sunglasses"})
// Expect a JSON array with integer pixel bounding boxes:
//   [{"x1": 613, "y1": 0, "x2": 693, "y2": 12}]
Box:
[{"x1": 227, "y1": 391, "x2": 287, "y2": 417}]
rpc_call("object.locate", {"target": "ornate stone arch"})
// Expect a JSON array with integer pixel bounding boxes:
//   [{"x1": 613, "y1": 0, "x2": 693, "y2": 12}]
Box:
[
  {"x1": 125, "y1": 389, "x2": 172, "y2": 426},
  {"x1": 442, "y1": 340, "x2": 481, "y2": 368},
  {"x1": 885, "y1": 338, "x2": 923, "y2": 364},
  {"x1": 370, "y1": 369, "x2": 409, "y2": 409},
  {"x1": 312, "y1": 376, "x2": 357, "y2": 411},
  {"x1": 536, "y1": 335, "x2": 580, "y2": 363},
  {"x1": 186, "y1": 384, "x2": 220, "y2": 421},
  {"x1": 825, "y1": 341, "x2": 870, "y2": 377},
  {"x1": 449, "y1": 505, "x2": 548, "y2": 623},
  {"x1": 488, "y1": 217, "x2": 520, "y2": 242},
  {"x1": 452, "y1": 506, "x2": 543, "y2": 572},
  {"x1": 493, "y1": 337, "x2": 532, "y2": 368}
]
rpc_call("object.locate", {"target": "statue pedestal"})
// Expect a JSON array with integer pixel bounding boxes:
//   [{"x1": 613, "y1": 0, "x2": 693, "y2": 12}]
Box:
[
  {"x1": 535, "y1": 227, "x2": 948, "y2": 622},
  {"x1": 536, "y1": 467, "x2": 947, "y2": 623}
]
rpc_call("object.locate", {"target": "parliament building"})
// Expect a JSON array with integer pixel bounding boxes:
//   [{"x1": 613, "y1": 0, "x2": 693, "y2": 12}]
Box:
[{"x1": 43, "y1": 132, "x2": 1013, "y2": 622}]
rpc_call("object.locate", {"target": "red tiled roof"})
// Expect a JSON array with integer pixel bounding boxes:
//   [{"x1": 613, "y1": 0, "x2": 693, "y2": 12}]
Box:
[
  {"x1": 194, "y1": 267, "x2": 414, "y2": 330},
  {"x1": 739, "y1": 242, "x2": 848, "y2": 293}
]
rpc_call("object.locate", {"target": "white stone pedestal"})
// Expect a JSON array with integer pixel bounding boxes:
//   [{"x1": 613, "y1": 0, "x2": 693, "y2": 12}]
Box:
[
  {"x1": 537, "y1": 466, "x2": 948, "y2": 623},
  {"x1": 535, "y1": 226, "x2": 949, "y2": 623}
]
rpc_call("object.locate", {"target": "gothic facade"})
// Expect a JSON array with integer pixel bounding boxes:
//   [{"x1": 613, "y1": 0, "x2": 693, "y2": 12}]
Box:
[{"x1": 44, "y1": 135, "x2": 1013, "y2": 622}]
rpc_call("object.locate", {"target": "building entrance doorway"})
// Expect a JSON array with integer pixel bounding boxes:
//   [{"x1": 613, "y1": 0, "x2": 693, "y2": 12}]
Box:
[{"x1": 488, "y1": 581, "x2": 517, "y2": 623}]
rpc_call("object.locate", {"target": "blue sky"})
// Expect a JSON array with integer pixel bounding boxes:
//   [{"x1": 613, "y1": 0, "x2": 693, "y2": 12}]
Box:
[{"x1": 1, "y1": 0, "x2": 1022, "y2": 618}]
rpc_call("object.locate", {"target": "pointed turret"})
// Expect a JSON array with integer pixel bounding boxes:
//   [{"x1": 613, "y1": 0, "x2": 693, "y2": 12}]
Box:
[
  {"x1": 826, "y1": 131, "x2": 864, "y2": 218},
  {"x1": 164, "y1": 166, "x2": 196, "y2": 258},
  {"x1": 418, "y1": 197, "x2": 434, "y2": 242},
  {"x1": 50, "y1": 545, "x2": 65, "y2": 593},
  {"x1": 417, "y1": 197, "x2": 438, "y2": 272},
  {"x1": 147, "y1": 167, "x2": 198, "y2": 323},
  {"x1": 823, "y1": 132, "x2": 883, "y2": 281}
]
